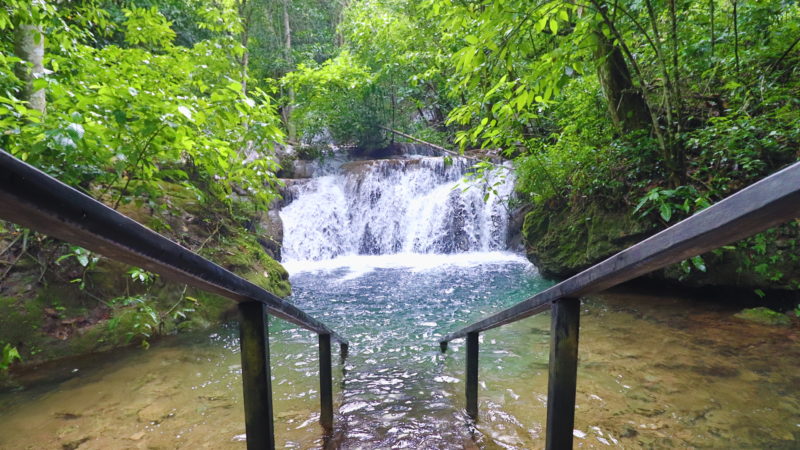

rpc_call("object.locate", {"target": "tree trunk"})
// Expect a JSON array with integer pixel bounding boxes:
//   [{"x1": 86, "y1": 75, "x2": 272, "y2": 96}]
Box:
[
  {"x1": 593, "y1": 30, "x2": 651, "y2": 133},
  {"x1": 333, "y1": 0, "x2": 348, "y2": 47},
  {"x1": 238, "y1": 0, "x2": 251, "y2": 95},
  {"x1": 709, "y1": 0, "x2": 715, "y2": 59},
  {"x1": 14, "y1": 24, "x2": 46, "y2": 114},
  {"x1": 732, "y1": 0, "x2": 740, "y2": 72},
  {"x1": 282, "y1": 0, "x2": 296, "y2": 141}
]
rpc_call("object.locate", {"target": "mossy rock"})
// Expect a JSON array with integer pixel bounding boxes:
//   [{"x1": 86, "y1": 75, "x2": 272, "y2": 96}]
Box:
[
  {"x1": 521, "y1": 198, "x2": 800, "y2": 291},
  {"x1": 206, "y1": 231, "x2": 291, "y2": 298},
  {"x1": 0, "y1": 296, "x2": 48, "y2": 359},
  {"x1": 734, "y1": 307, "x2": 792, "y2": 326},
  {"x1": 0, "y1": 181, "x2": 291, "y2": 371},
  {"x1": 522, "y1": 201, "x2": 653, "y2": 278}
]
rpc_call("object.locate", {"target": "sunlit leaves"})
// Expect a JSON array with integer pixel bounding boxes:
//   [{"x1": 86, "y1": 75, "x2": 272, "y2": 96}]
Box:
[
  {"x1": 0, "y1": 3, "x2": 284, "y2": 211},
  {"x1": 424, "y1": 0, "x2": 588, "y2": 152},
  {"x1": 123, "y1": 7, "x2": 176, "y2": 49}
]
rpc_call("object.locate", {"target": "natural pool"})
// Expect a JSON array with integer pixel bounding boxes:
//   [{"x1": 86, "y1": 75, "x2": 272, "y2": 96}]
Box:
[{"x1": 0, "y1": 254, "x2": 798, "y2": 448}]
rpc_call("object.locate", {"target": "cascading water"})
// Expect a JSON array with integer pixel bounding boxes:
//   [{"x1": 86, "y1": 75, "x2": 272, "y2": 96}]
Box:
[
  {"x1": 280, "y1": 155, "x2": 515, "y2": 263},
  {"x1": 275, "y1": 149, "x2": 543, "y2": 447}
]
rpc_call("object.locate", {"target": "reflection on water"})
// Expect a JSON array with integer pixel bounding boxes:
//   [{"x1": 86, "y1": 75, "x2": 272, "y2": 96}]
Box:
[{"x1": 0, "y1": 255, "x2": 798, "y2": 449}]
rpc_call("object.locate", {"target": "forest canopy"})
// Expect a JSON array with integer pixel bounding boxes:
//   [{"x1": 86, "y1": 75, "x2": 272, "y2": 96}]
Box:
[{"x1": 3, "y1": 0, "x2": 798, "y2": 212}]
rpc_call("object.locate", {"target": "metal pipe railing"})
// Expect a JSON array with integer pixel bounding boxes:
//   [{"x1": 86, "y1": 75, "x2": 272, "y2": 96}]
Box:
[
  {"x1": 0, "y1": 150, "x2": 347, "y2": 449},
  {"x1": 439, "y1": 161, "x2": 800, "y2": 449}
]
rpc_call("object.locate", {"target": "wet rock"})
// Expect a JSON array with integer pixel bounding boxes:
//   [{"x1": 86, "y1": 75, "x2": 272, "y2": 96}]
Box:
[
  {"x1": 350, "y1": 142, "x2": 440, "y2": 159},
  {"x1": 359, "y1": 224, "x2": 381, "y2": 255},
  {"x1": 522, "y1": 200, "x2": 654, "y2": 278},
  {"x1": 506, "y1": 204, "x2": 532, "y2": 252},
  {"x1": 431, "y1": 192, "x2": 471, "y2": 253},
  {"x1": 128, "y1": 431, "x2": 145, "y2": 441},
  {"x1": 255, "y1": 210, "x2": 283, "y2": 260},
  {"x1": 521, "y1": 197, "x2": 800, "y2": 291},
  {"x1": 691, "y1": 364, "x2": 740, "y2": 378},
  {"x1": 340, "y1": 159, "x2": 425, "y2": 180},
  {"x1": 734, "y1": 307, "x2": 792, "y2": 326},
  {"x1": 291, "y1": 159, "x2": 317, "y2": 178},
  {"x1": 137, "y1": 403, "x2": 176, "y2": 424},
  {"x1": 61, "y1": 437, "x2": 91, "y2": 450}
]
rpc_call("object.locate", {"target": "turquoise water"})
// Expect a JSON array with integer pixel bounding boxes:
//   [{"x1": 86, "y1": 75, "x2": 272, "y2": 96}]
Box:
[
  {"x1": 1, "y1": 256, "x2": 798, "y2": 448},
  {"x1": 285, "y1": 255, "x2": 548, "y2": 448}
]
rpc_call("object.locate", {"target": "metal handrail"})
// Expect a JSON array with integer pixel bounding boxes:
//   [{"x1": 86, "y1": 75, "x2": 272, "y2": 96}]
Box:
[
  {"x1": 439, "y1": 161, "x2": 800, "y2": 448},
  {"x1": 0, "y1": 151, "x2": 346, "y2": 343},
  {"x1": 0, "y1": 150, "x2": 347, "y2": 449}
]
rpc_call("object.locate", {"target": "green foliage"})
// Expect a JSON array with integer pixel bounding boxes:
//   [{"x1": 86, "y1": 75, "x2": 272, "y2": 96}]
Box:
[
  {"x1": 679, "y1": 255, "x2": 707, "y2": 276},
  {"x1": 0, "y1": 343, "x2": 22, "y2": 370},
  {"x1": 110, "y1": 295, "x2": 158, "y2": 348},
  {"x1": 283, "y1": 0, "x2": 454, "y2": 148},
  {"x1": 122, "y1": 6, "x2": 176, "y2": 48},
  {"x1": 56, "y1": 246, "x2": 100, "y2": 290},
  {"x1": 127, "y1": 267, "x2": 157, "y2": 285},
  {"x1": 633, "y1": 186, "x2": 710, "y2": 223},
  {"x1": 1, "y1": 1, "x2": 284, "y2": 210},
  {"x1": 422, "y1": 0, "x2": 799, "y2": 198},
  {"x1": 284, "y1": 51, "x2": 381, "y2": 146}
]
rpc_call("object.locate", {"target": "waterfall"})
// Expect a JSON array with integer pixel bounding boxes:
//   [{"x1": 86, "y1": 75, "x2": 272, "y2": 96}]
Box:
[{"x1": 279, "y1": 154, "x2": 515, "y2": 262}]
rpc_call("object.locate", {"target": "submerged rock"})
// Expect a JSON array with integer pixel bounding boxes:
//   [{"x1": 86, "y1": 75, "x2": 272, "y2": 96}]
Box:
[{"x1": 734, "y1": 307, "x2": 792, "y2": 326}]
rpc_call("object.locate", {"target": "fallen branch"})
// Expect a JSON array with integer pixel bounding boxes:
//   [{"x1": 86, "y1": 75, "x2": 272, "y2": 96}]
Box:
[
  {"x1": 378, "y1": 126, "x2": 467, "y2": 159},
  {"x1": 769, "y1": 34, "x2": 800, "y2": 76}
]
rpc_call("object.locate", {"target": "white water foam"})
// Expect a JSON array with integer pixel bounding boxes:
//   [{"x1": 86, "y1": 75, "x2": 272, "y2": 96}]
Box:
[
  {"x1": 282, "y1": 251, "x2": 533, "y2": 278},
  {"x1": 280, "y1": 157, "x2": 515, "y2": 262}
]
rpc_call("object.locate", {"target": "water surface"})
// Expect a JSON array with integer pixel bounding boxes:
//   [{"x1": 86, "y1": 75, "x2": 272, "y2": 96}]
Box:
[{"x1": 0, "y1": 256, "x2": 798, "y2": 448}]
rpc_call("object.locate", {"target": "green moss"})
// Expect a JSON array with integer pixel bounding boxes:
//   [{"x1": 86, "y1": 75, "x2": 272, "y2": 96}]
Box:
[
  {"x1": 209, "y1": 231, "x2": 291, "y2": 298},
  {"x1": 522, "y1": 201, "x2": 653, "y2": 278},
  {"x1": 0, "y1": 181, "x2": 292, "y2": 370},
  {"x1": 734, "y1": 307, "x2": 792, "y2": 326},
  {"x1": 0, "y1": 296, "x2": 47, "y2": 357},
  {"x1": 521, "y1": 198, "x2": 800, "y2": 291}
]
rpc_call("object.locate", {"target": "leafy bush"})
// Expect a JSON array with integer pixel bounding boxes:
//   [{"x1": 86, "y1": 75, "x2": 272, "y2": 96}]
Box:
[
  {"x1": 0, "y1": 343, "x2": 21, "y2": 370},
  {"x1": 1, "y1": 2, "x2": 284, "y2": 211}
]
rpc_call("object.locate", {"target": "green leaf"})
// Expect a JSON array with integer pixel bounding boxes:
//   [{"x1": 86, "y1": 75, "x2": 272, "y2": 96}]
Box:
[
  {"x1": 549, "y1": 18, "x2": 559, "y2": 34},
  {"x1": 76, "y1": 253, "x2": 89, "y2": 267},
  {"x1": 691, "y1": 256, "x2": 706, "y2": 272},
  {"x1": 177, "y1": 105, "x2": 193, "y2": 122},
  {"x1": 659, "y1": 203, "x2": 672, "y2": 222}
]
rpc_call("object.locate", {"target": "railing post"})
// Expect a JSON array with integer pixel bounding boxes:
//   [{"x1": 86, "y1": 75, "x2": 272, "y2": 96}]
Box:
[
  {"x1": 238, "y1": 301, "x2": 275, "y2": 450},
  {"x1": 318, "y1": 333, "x2": 334, "y2": 432},
  {"x1": 466, "y1": 331, "x2": 479, "y2": 420},
  {"x1": 545, "y1": 297, "x2": 580, "y2": 450}
]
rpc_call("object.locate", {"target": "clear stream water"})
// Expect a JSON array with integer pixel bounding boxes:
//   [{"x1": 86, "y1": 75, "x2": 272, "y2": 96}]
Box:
[
  {"x1": 0, "y1": 152, "x2": 798, "y2": 448},
  {"x1": 1, "y1": 259, "x2": 799, "y2": 448}
]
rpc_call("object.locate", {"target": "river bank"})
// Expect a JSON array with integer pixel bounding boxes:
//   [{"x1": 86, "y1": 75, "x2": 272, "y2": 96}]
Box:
[
  {"x1": 0, "y1": 182, "x2": 289, "y2": 378},
  {"x1": 521, "y1": 197, "x2": 800, "y2": 303}
]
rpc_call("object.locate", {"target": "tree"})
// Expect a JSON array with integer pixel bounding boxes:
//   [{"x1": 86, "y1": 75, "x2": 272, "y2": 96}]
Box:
[{"x1": 13, "y1": 22, "x2": 45, "y2": 114}]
